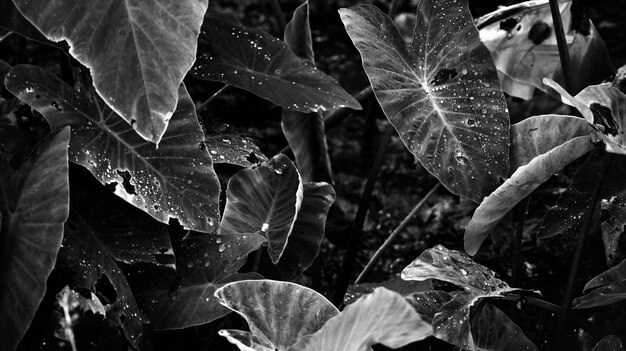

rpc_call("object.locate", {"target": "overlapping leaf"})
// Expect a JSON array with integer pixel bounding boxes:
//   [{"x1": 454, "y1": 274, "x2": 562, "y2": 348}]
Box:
[
  {"x1": 601, "y1": 196, "x2": 626, "y2": 266},
  {"x1": 465, "y1": 135, "x2": 594, "y2": 255},
  {"x1": 5, "y1": 64, "x2": 221, "y2": 232},
  {"x1": 205, "y1": 133, "x2": 268, "y2": 167},
  {"x1": 344, "y1": 276, "x2": 433, "y2": 305},
  {"x1": 191, "y1": 13, "x2": 360, "y2": 113},
  {"x1": 0, "y1": 0, "x2": 51, "y2": 45},
  {"x1": 402, "y1": 246, "x2": 537, "y2": 351},
  {"x1": 0, "y1": 128, "x2": 70, "y2": 351},
  {"x1": 340, "y1": 2, "x2": 510, "y2": 202},
  {"x1": 12, "y1": 0, "x2": 209, "y2": 143},
  {"x1": 215, "y1": 279, "x2": 340, "y2": 351},
  {"x1": 573, "y1": 258, "x2": 626, "y2": 309},
  {"x1": 219, "y1": 154, "x2": 303, "y2": 263}
]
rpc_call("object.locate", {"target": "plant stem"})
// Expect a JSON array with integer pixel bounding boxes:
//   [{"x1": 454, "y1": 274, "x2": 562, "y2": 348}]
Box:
[
  {"x1": 553, "y1": 154, "x2": 614, "y2": 347},
  {"x1": 354, "y1": 183, "x2": 441, "y2": 284},
  {"x1": 549, "y1": 0, "x2": 576, "y2": 93},
  {"x1": 197, "y1": 85, "x2": 229, "y2": 111},
  {"x1": 268, "y1": 0, "x2": 287, "y2": 34},
  {"x1": 333, "y1": 122, "x2": 395, "y2": 305},
  {"x1": 512, "y1": 196, "x2": 531, "y2": 287}
]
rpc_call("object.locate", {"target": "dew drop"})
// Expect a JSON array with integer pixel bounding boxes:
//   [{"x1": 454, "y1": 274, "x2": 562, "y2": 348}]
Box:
[
  {"x1": 218, "y1": 244, "x2": 226, "y2": 252},
  {"x1": 261, "y1": 223, "x2": 270, "y2": 232}
]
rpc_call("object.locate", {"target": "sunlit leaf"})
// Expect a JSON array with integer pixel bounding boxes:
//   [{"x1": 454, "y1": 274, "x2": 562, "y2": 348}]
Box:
[
  {"x1": 5, "y1": 64, "x2": 221, "y2": 233},
  {"x1": 12, "y1": 0, "x2": 209, "y2": 143},
  {"x1": 344, "y1": 276, "x2": 433, "y2": 306},
  {"x1": 288, "y1": 287, "x2": 432, "y2": 351},
  {"x1": 55, "y1": 286, "x2": 106, "y2": 346},
  {"x1": 219, "y1": 154, "x2": 304, "y2": 263},
  {"x1": 573, "y1": 259, "x2": 626, "y2": 309},
  {"x1": 191, "y1": 13, "x2": 361, "y2": 113},
  {"x1": 205, "y1": 133, "x2": 268, "y2": 167},
  {"x1": 545, "y1": 78, "x2": 626, "y2": 155},
  {"x1": 478, "y1": 0, "x2": 613, "y2": 99},
  {"x1": 592, "y1": 335, "x2": 625, "y2": 351},
  {"x1": 405, "y1": 290, "x2": 452, "y2": 324},
  {"x1": 601, "y1": 196, "x2": 626, "y2": 266},
  {"x1": 465, "y1": 135, "x2": 594, "y2": 255},
  {"x1": 0, "y1": 128, "x2": 70, "y2": 351},
  {"x1": 215, "y1": 279, "x2": 339, "y2": 351},
  {"x1": 510, "y1": 114, "x2": 591, "y2": 172},
  {"x1": 340, "y1": 3, "x2": 509, "y2": 202}
]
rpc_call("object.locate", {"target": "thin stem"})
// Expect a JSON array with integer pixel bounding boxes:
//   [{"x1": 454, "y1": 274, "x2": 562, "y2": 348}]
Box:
[
  {"x1": 553, "y1": 154, "x2": 614, "y2": 347},
  {"x1": 268, "y1": 0, "x2": 287, "y2": 34},
  {"x1": 354, "y1": 183, "x2": 441, "y2": 284},
  {"x1": 549, "y1": 0, "x2": 576, "y2": 93},
  {"x1": 333, "y1": 123, "x2": 395, "y2": 305},
  {"x1": 197, "y1": 85, "x2": 229, "y2": 111},
  {"x1": 512, "y1": 196, "x2": 531, "y2": 287}
]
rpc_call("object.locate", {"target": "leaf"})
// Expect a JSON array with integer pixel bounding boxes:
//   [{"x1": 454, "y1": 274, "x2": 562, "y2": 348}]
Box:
[
  {"x1": 470, "y1": 302, "x2": 537, "y2": 351},
  {"x1": 205, "y1": 133, "x2": 268, "y2": 167},
  {"x1": 191, "y1": 13, "x2": 361, "y2": 113},
  {"x1": 0, "y1": 0, "x2": 52, "y2": 45},
  {"x1": 601, "y1": 196, "x2": 626, "y2": 266},
  {"x1": 510, "y1": 114, "x2": 591, "y2": 172},
  {"x1": 477, "y1": 0, "x2": 613, "y2": 99},
  {"x1": 573, "y1": 259, "x2": 626, "y2": 309},
  {"x1": 219, "y1": 154, "x2": 304, "y2": 263},
  {"x1": 583, "y1": 258, "x2": 626, "y2": 292},
  {"x1": 132, "y1": 234, "x2": 265, "y2": 330},
  {"x1": 592, "y1": 335, "x2": 625, "y2": 351},
  {"x1": 281, "y1": 1, "x2": 333, "y2": 183},
  {"x1": 215, "y1": 279, "x2": 340, "y2": 351},
  {"x1": 5, "y1": 64, "x2": 221, "y2": 233},
  {"x1": 405, "y1": 290, "x2": 452, "y2": 324},
  {"x1": 545, "y1": 78, "x2": 626, "y2": 155},
  {"x1": 0, "y1": 128, "x2": 70, "y2": 351},
  {"x1": 12, "y1": 0, "x2": 209, "y2": 144},
  {"x1": 339, "y1": 3, "x2": 510, "y2": 202},
  {"x1": 465, "y1": 135, "x2": 594, "y2": 255},
  {"x1": 288, "y1": 287, "x2": 432, "y2": 351},
  {"x1": 344, "y1": 276, "x2": 433, "y2": 306},
  {"x1": 264, "y1": 182, "x2": 335, "y2": 280}
]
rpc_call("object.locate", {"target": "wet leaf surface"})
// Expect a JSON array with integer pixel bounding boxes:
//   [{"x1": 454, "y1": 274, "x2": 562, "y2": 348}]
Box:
[
  {"x1": 5, "y1": 64, "x2": 221, "y2": 233},
  {"x1": 204, "y1": 133, "x2": 268, "y2": 167},
  {"x1": 0, "y1": 128, "x2": 70, "y2": 351},
  {"x1": 219, "y1": 154, "x2": 303, "y2": 263},
  {"x1": 405, "y1": 290, "x2": 452, "y2": 324},
  {"x1": 340, "y1": 2, "x2": 510, "y2": 202},
  {"x1": 12, "y1": 0, "x2": 209, "y2": 143},
  {"x1": 191, "y1": 13, "x2": 360, "y2": 113},
  {"x1": 344, "y1": 276, "x2": 433, "y2": 305},
  {"x1": 601, "y1": 196, "x2": 626, "y2": 266}
]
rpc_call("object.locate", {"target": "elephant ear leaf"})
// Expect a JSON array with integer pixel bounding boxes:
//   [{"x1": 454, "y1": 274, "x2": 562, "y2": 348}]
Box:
[
  {"x1": 0, "y1": 128, "x2": 70, "y2": 351},
  {"x1": 340, "y1": 2, "x2": 510, "y2": 202}
]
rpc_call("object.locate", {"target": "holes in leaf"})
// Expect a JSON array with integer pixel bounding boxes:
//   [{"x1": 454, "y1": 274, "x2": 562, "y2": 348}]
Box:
[
  {"x1": 198, "y1": 141, "x2": 206, "y2": 151},
  {"x1": 105, "y1": 181, "x2": 118, "y2": 192},
  {"x1": 116, "y1": 170, "x2": 137, "y2": 195},
  {"x1": 590, "y1": 103, "x2": 619, "y2": 136},
  {"x1": 246, "y1": 152, "x2": 260, "y2": 164},
  {"x1": 429, "y1": 68, "x2": 457, "y2": 86},
  {"x1": 51, "y1": 100, "x2": 63, "y2": 111},
  {"x1": 499, "y1": 18, "x2": 519, "y2": 32},
  {"x1": 528, "y1": 21, "x2": 552, "y2": 45}
]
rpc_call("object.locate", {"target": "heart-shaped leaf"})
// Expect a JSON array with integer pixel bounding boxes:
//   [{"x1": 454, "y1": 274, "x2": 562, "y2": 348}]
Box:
[
  {"x1": 465, "y1": 135, "x2": 594, "y2": 255},
  {"x1": 0, "y1": 128, "x2": 70, "y2": 351},
  {"x1": 219, "y1": 154, "x2": 303, "y2": 263},
  {"x1": 288, "y1": 287, "x2": 432, "y2": 351},
  {"x1": 340, "y1": 3, "x2": 510, "y2": 202},
  {"x1": 5, "y1": 64, "x2": 221, "y2": 233},
  {"x1": 12, "y1": 0, "x2": 209, "y2": 143},
  {"x1": 215, "y1": 279, "x2": 340, "y2": 351},
  {"x1": 601, "y1": 196, "x2": 626, "y2": 266},
  {"x1": 191, "y1": 13, "x2": 360, "y2": 113}
]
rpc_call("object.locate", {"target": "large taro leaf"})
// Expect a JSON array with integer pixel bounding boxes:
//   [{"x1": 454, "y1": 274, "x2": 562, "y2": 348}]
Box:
[
  {"x1": 134, "y1": 234, "x2": 266, "y2": 330},
  {"x1": 402, "y1": 246, "x2": 537, "y2": 351},
  {"x1": 288, "y1": 287, "x2": 432, "y2": 351},
  {"x1": 262, "y1": 182, "x2": 335, "y2": 280},
  {"x1": 344, "y1": 276, "x2": 433, "y2": 306},
  {"x1": 215, "y1": 279, "x2": 340, "y2": 351},
  {"x1": 219, "y1": 154, "x2": 304, "y2": 264},
  {"x1": 537, "y1": 150, "x2": 626, "y2": 239},
  {"x1": 510, "y1": 114, "x2": 592, "y2": 172},
  {"x1": 545, "y1": 78, "x2": 626, "y2": 155},
  {"x1": 601, "y1": 196, "x2": 626, "y2": 266},
  {"x1": 12, "y1": 0, "x2": 209, "y2": 144},
  {"x1": 191, "y1": 13, "x2": 360, "y2": 113},
  {"x1": 465, "y1": 135, "x2": 594, "y2": 255},
  {"x1": 281, "y1": 0, "x2": 333, "y2": 183},
  {"x1": 405, "y1": 290, "x2": 453, "y2": 324},
  {"x1": 0, "y1": 128, "x2": 69, "y2": 351},
  {"x1": 5, "y1": 64, "x2": 221, "y2": 233},
  {"x1": 204, "y1": 133, "x2": 268, "y2": 168},
  {"x1": 339, "y1": 3, "x2": 510, "y2": 202},
  {"x1": 573, "y1": 259, "x2": 626, "y2": 309}
]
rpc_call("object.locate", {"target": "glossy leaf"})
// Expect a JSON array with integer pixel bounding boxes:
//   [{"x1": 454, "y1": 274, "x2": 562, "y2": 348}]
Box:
[
  {"x1": 405, "y1": 290, "x2": 452, "y2": 324},
  {"x1": 132, "y1": 233, "x2": 265, "y2": 330},
  {"x1": 266, "y1": 182, "x2": 335, "y2": 280},
  {"x1": 510, "y1": 114, "x2": 591, "y2": 172},
  {"x1": 0, "y1": 0, "x2": 51, "y2": 45},
  {"x1": 573, "y1": 259, "x2": 626, "y2": 309},
  {"x1": 344, "y1": 276, "x2": 433, "y2": 306},
  {"x1": 545, "y1": 78, "x2": 626, "y2": 155},
  {"x1": 284, "y1": 0, "x2": 314, "y2": 63},
  {"x1": 5, "y1": 64, "x2": 221, "y2": 233},
  {"x1": 191, "y1": 14, "x2": 360, "y2": 113},
  {"x1": 216, "y1": 279, "x2": 339, "y2": 351},
  {"x1": 601, "y1": 196, "x2": 626, "y2": 266},
  {"x1": 592, "y1": 335, "x2": 625, "y2": 351},
  {"x1": 13, "y1": 0, "x2": 209, "y2": 143},
  {"x1": 219, "y1": 154, "x2": 304, "y2": 263},
  {"x1": 340, "y1": 3, "x2": 510, "y2": 202},
  {"x1": 465, "y1": 135, "x2": 594, "y2": 255},
  {"x1": 470, "y1": 301, "x2": 537, "y2": 351},
  {"x1": 205, "y1": 134, "x2": 268, "y2": 167},
  {"x1": 0, "y1": 128, "x2": 70, "y2": 351},
  {"x1": 288, "y1": 287, "x2": 432, "y2": 351}
]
